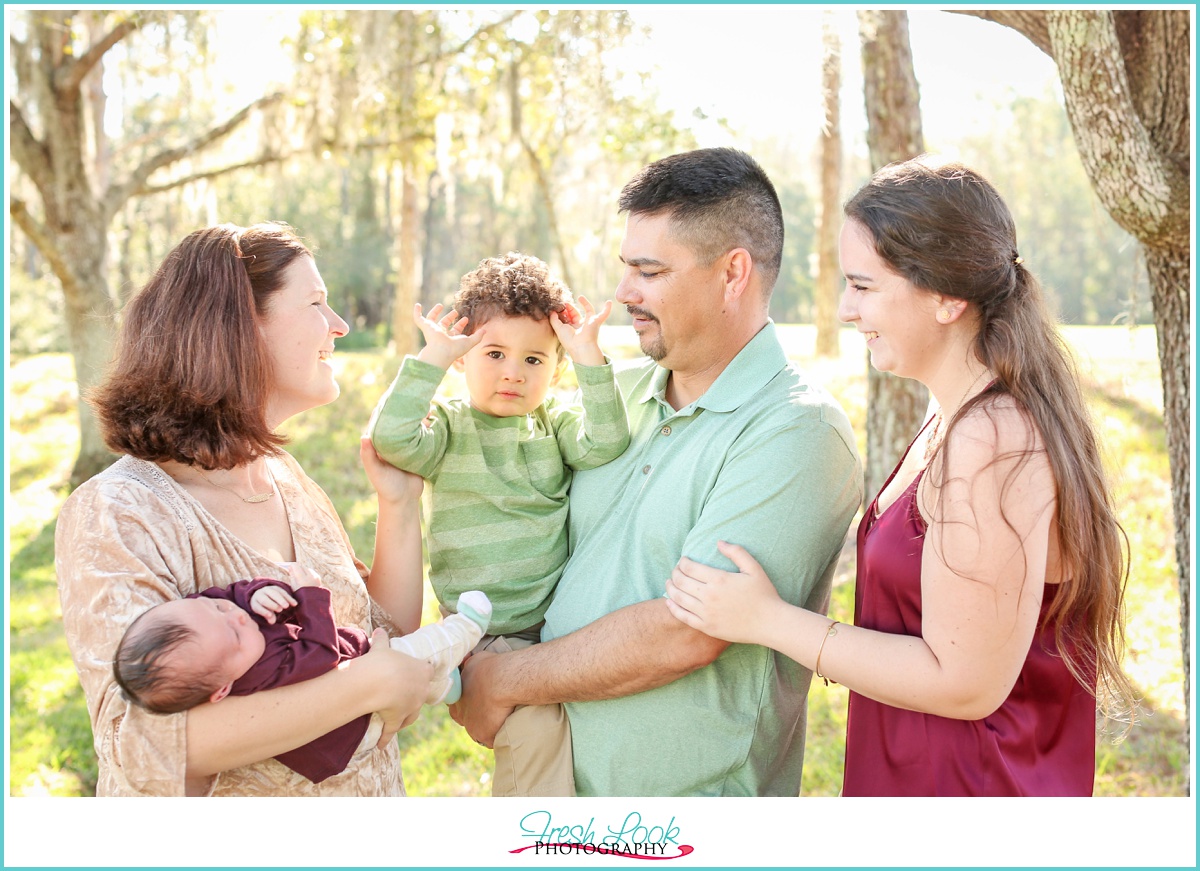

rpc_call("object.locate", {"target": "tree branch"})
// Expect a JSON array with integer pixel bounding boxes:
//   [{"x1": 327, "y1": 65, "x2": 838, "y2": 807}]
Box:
[
  {"x1": 55, "y1": 16, "x2": 141, "y2": 94},
  {"x1": 104, "y1": 92, "x2": 285, "y2": 214},
  {"x1": 952, "y1": 8, "x2": 1188, "y2": 250},
  {"x1": 131, "y1": 134, "x2": 431, "y2": 199},
  {"x1": 1047, "y1": 9, "x2": 1189, "y2": 249},
  {"x1": 414, "y1": 11, "x2": 521, "y2": 67},
  {"x1": 10, "y1": 197, "x2": 79, "y2": 293},
  {"x1": 9, "y1": 102, "x2": 53, "y2": 197},
  {"x1": 948, "y1": 10, "x2": 1052, "y2": 56},
  {"x1": 10, "y1": 31, "x2": 34, "y2": 91},
  {"x1": 134, "y1": 156, "x2": 285, "y2": 196}
]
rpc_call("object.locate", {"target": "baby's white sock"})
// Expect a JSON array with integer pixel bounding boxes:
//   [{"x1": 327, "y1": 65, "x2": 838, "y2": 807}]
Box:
[{"x1": 389, "y1": 591, "x2": 492, "y2": 704}]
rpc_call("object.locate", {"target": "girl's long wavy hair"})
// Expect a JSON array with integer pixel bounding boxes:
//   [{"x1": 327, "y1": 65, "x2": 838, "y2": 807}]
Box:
[
  {"x1": 845, "y1": 157, "x2": 1135, "y2": 727},
  {"x1": 91, "y1": 222, "x2": 310, "y2": 469}
]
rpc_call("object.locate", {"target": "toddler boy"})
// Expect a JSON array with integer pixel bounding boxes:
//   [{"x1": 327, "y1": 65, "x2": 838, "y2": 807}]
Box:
[{"x1": 368, "y1": 252, "x2": 629, "y2": 796}]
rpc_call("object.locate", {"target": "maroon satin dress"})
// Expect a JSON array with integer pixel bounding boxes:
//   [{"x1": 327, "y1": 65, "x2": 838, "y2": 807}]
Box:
[{"x1": 842, "y1": 428, "x2": 1097, "y2": 796}]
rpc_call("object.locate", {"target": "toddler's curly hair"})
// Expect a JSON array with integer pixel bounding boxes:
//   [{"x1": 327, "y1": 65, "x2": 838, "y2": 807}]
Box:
[{"x1": 452, "y1": 252, "x2": 572, "y2": 336}]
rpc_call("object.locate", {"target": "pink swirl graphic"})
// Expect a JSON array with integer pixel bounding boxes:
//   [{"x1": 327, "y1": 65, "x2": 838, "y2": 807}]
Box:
[{"x1": 509, "y1": 843, "x2": 695, "y2": 860}]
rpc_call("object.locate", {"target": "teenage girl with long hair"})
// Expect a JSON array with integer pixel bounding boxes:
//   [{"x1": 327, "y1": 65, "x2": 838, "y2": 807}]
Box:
[{"x1": 665, "y1": 157, "x2": 1134, "y2": 796}]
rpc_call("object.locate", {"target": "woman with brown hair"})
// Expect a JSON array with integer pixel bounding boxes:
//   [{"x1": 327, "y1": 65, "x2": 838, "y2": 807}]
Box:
[
  {"x1": 665, "y1": 157, "x2": 1134, "y2": 796},
  {"x1": 55, "y1": 222, "x2": 433, "y2": 796}
]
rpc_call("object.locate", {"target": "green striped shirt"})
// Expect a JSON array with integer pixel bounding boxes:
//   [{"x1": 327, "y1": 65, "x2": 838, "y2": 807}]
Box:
[{"x1": 369, "y1": 356, "x2": 629, "y2": 634}]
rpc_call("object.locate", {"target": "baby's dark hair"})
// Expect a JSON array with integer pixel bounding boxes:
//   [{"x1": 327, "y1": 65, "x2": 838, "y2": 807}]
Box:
[
  {"x1": 113, "y1": 606, "x2": 222, "y2": 715},
  {"x1": 452, "y1": 252, "x2": 571, "y2": 337}
]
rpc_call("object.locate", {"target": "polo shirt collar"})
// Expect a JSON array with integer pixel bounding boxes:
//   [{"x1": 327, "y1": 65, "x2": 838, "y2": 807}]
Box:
[{"x1": 640, "y1": 320, "x2": 788, "y2": 414}]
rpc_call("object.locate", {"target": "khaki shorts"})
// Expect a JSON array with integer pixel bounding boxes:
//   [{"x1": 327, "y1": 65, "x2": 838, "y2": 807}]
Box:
[{"x1": 475, "y1": 634, "x2": 575, "y2": 797}]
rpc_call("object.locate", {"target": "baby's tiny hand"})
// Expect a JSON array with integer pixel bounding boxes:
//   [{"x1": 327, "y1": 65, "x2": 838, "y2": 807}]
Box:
[{"x1": 250, "y1": 584, "x2": 298, "y2": 624}]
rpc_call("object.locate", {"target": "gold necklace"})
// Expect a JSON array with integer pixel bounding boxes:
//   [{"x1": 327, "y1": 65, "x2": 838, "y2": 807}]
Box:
[
  {"x1": 199, "y1": 467, "x2": 275, "y2": 504},
  {"x1": 923, "y1": 411, "x2": 945, "y2": 464},
  {"x1": 924, "y1": 370, "x2": 994, "y2": 463}
]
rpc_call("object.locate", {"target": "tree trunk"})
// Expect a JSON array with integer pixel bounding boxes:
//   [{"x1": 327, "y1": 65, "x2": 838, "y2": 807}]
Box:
[
  {"x1": 8, "y1": 11, "x2": 122, "y2": 485},
  {"x1": 60, "y1": 240, "x2": 120, "y2": 487},
  {"x1": 525, "y1": 143, "x2": 574, "y2": 292},
  {"x1": 814, "y1": 13, "x2": 843, "y2": 358},
  {"x1": 1145, "y1": 245, "x2": 1191, "y2": 732},
  {"x1": 10, "y1": 10, "x2": 291, "y2": 488},
  {"x1": 385, "y1": 11, "x2": 420, "y2": 360},
  {"x1": 857, "y1": 9, "x2": 930, "y2": 502},
  {"x1": 390, "y1": 158, "x2": 421, "y2": 359},
  {"x1": 10, "y1": 198, "x2": 121, "y2": 485},
  {"x1": 82, "y1": 13, "x2": 112, "y2": 198},
  {"x1": 509, "y1": 55, "x2": 574, "y2": 291},
  {"x1": 1047, "y1": 11, "x2": 1191, "y2": 740},
  {"x1": 420, "y1": 169, "x2": 443, "y2": 311}
]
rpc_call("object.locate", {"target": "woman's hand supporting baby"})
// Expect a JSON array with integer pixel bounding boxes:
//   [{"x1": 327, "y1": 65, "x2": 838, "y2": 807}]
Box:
[{"x1": 360, "y1": 627, "x2": 434, "y2": 746}]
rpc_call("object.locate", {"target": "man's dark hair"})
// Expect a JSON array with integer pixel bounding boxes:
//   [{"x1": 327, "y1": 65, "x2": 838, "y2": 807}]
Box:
[
  {"x1": 113, "y1": 609, "x2": 220, "y2": 715},
  {"x1": 618, "y1": 147, "x2": 784, "y2": 293}
]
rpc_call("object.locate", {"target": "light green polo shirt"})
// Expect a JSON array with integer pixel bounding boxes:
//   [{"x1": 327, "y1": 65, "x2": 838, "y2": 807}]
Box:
[{"x1": 542, "y1": 322, "x2": 862, "y2": 796}]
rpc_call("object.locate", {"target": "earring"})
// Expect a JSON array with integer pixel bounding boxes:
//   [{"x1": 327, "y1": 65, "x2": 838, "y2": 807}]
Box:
[{"x1": 937, "y1": 309, "x2": 951, "y2": 322}]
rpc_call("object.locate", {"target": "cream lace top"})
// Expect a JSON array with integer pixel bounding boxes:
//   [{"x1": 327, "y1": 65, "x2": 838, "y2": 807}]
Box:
[{"x1": 54, "y1": 453, "x2": 405, "y2": 796}]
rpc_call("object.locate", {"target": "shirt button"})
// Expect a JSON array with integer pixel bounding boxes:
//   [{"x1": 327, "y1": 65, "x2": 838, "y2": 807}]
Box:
[
  {"x1": 642, "y1": 464, "x2": 652, "y2": 475},
  {"x1": 660, "y1": 425, "x2": 672, "y2": 436}
]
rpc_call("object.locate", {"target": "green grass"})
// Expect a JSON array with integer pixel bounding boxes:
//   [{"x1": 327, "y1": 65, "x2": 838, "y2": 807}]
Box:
[{"x1": 7, "y1": 325, "x2": 1188, "y2": 796}]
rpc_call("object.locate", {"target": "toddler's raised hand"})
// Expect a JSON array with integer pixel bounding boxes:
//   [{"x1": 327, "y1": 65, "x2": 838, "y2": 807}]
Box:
[
  {"x1": 413, "y1": 303, "x2": 486, "y2": 370},
  {"x1": 550, "y1": 296, "x2": 612, "y2": 367},
  {"x1": 250, "y1": 584, "x2": 298, "y2": 624}
]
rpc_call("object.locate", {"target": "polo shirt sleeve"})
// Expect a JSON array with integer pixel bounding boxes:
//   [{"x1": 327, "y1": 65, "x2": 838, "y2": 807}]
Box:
[
  {"x1": 678, "y1": 409, "x2": 862, "y2": 609},
  {"x1": 368, "y1": 355, "x2": 452, "y2": 479},
  {"x1": 548, "y1": 361, "x2": 630, "y2": 471}
]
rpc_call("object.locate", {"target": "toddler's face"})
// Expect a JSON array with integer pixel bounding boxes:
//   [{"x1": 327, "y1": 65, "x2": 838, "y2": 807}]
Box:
[{"x1": 461, "y1": 315, "x2": 562, "y2": 417}]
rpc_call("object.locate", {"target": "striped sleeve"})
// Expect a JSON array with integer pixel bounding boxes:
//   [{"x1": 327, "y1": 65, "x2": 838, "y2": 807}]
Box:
[
  {"x1": 368, "y1": 356, "x2": 452, "y2": 479},
  {"x1": 549, "y1": 361, "x2": 630, "y2": 471}
]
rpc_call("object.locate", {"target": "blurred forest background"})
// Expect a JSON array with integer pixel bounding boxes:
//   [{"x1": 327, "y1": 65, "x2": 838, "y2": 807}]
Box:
[
  {"x1": 6, "y1": 6, "x2": 1192, "y2": 806},
  {"x1": 8, "y1": 9, "x2": 1151, "y2": 361}
]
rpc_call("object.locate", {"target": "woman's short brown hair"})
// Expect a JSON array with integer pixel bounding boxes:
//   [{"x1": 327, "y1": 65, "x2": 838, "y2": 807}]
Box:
[{"x1": 91, "y1": 222, "x2": 311, "y2": 469}]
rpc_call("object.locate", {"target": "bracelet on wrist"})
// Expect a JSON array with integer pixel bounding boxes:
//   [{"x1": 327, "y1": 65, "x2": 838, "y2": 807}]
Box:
[{"x1": 815, "y1": 620, "x2": 840, "y2": 687}]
